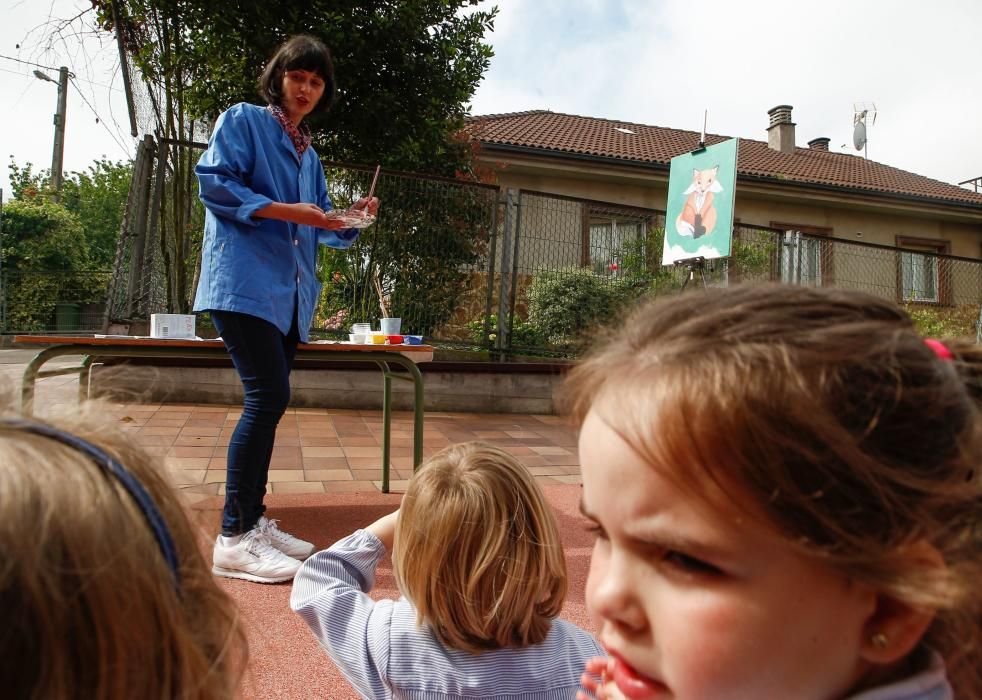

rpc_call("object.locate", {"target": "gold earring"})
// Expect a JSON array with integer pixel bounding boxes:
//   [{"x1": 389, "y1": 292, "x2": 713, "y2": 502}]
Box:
[{"x1": 871, "y1": 632, "x2": 889, "y2": 649}]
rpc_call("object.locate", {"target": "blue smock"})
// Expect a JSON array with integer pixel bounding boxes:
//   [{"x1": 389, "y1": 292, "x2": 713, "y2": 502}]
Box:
[{"x1": 193, "y1": 102, "x2": 359, "y2": 342}]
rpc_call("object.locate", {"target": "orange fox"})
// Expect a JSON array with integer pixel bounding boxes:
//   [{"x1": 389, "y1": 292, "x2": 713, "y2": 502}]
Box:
[{"x1": 676, "y1": 165, "x2": 722, "y2": 239}]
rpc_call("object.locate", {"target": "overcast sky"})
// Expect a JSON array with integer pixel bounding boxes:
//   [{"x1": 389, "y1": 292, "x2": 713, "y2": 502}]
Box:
[
  {"x1": 3, "y1": 0, "x2": 982, "y2": 200},
  {"x1": 2, "y1": 0, "x2": 133, "y2": 197}
]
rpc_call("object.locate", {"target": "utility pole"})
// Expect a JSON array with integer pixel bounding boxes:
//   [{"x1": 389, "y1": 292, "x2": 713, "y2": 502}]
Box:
[
  {"x1": 51, "y1": 66, "x2": 69, "y2": 200},
  {"x1": 34, "y1": 66, "x2": 69, "y2": 202}
]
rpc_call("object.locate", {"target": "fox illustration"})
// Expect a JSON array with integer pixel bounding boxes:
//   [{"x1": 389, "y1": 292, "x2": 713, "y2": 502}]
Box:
[{"x1": 676, "y1": 165, "x2": 723, "y2": 239}]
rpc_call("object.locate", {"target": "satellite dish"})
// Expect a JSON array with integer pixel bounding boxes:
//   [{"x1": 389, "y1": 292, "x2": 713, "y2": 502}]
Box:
[
  {"x1": 852, "y1": 120, "x2": 867, "y2": 151},
  {"x1": 851, "y1": 103, "x2": 876, "y2": 155}
]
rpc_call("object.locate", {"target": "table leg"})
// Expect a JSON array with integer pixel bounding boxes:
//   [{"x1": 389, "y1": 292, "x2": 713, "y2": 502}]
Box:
[
  {"x1": 21, "y1": 346, "x2": 74, "y2": 416},
  {"x1": 380, "y1": 362, "x2": 393, "y2": 494},
  {"x1": 406, "y1": 362, "x2": 424, "y2": 470},
  {"x1": 78, "y1": 355, "x2": 95, "y2": 403},
  {"x1": 379, "y1": 356, "x2": 425, "y2": 471}
]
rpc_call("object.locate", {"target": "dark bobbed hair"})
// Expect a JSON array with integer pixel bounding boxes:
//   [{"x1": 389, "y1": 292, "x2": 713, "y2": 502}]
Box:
[
  {"x1": 560, "y1": 283, "x2": 982, "y2": 697},
  {"x1": 258, "y1": 35, "x2": 335, "y2": 116}
]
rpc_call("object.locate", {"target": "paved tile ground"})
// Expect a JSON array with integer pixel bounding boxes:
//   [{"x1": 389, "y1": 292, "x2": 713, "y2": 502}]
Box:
[{"x1": 1, "y1": 350, "x2": 581, "y2": 497}]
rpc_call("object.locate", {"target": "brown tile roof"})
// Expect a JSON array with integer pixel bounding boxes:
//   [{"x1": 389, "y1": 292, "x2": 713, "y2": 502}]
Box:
[{"x1": 466, "y1": 110, "x2": 982, "y2": 208}]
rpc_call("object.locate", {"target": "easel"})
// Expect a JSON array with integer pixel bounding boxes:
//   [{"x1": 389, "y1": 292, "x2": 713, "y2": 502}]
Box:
[
  {"x1": 674, "y1": 110, "x2": 710, "y2": 293},
  {"x1": 676, "y1": 256, "x2": 708, "y2": 292},
  {"x1": 692, "y1": 109, "x2": 708, "y2": 153}
]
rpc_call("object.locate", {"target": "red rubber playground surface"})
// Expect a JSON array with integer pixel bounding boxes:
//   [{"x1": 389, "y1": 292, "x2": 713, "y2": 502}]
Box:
[{"x1": 193, "y1": 487, "x2": 596, "y2": 699}]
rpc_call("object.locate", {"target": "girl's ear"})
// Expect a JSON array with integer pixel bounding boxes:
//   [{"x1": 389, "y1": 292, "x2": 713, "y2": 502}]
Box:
[{"x1": 859, "y1": 540, "x2": 943, "y2": 665}]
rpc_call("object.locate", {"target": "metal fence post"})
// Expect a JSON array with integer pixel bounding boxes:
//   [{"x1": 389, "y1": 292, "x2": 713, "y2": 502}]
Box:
[
  {"x1": 125, "y1": 135, "x2": 156, "y2": 317},
  {"x1": 103, "y1": 138, "x2": 148, "y2": 331},
  {"x1": 495, "y1": 188, "x2": 517, "y2": 355},
  {"x1": 505, "y1": 189, "x2": 524, "y2": 355},
  {"x1": 483, "y1": 192, "x2": 500, "y2": 351},
  {"x1": 147, "y1": 134, "x2": 168, "y2": 311},
  {"x1": 781, "y1": 230, "x2": 801, "y2": 285},
  {"x1": 0, "y1": 187, "x2": 4, "y2": 334}
]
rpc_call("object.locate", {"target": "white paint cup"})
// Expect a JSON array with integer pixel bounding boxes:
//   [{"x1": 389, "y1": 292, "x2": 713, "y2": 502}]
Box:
[{"x1": 379, "y1": 317, "x2": 401, "y2": 335}]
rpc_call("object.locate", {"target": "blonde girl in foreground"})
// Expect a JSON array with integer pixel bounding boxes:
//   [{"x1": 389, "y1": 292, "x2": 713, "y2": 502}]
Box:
[
  {"x1": 0, "y1": 403, "x2": 247, "y2": 699},
  {"x1": 291, "y1": 441, "x2": 603, "y2": 699},
  {"x1": 566, "y1": 284, "x2": 981, "y2": 700}
]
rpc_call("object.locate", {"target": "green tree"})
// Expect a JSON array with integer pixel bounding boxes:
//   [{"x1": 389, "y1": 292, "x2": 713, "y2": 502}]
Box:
[
  {"x1": 87, "y1": 0, "x2": 496, "y2": 317},
  {"x1": 7, "y1": 157, "x2": 132, "y2": 269},
  {"x1": 7, "y1": 160, "x2": 49, "y2": 200},
  {"x1": 61, "y1": 159, "x2": 133, "y2": 268},
  {"x1": 1, "y1": 199, "x2": 91, "y2": 270},
  {"x1": 316, "y1": 167, "x2": 496, "y2": 337},
  {"x1": 94, "y1": 0, "x2": 497, "y2": 176},
  {"x1": 1, "y1": 199, "x2": 105, "y2": 331}
]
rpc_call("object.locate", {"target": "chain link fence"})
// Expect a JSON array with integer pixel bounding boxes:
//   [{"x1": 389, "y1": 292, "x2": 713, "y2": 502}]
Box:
[
  {"x1": 0, "y1": 271, "x2": 111, "y2": 333},
  {"x1": 4, "y1": 159, "x2": 980, "y2": 353},
  {"x1": 483, "y1": 191, "x2": 982, "y2": 357},
  {"x1": 483, "y1": 193, "x2": 787, "y2": 357},
  {"x1": 317, "y1": 162, "x2": 499, "y2": 346}
]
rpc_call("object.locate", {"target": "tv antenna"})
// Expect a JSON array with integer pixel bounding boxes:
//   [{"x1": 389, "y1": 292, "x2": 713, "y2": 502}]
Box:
[{"x1": 852, "y1": 102, "x2": 877, "y2": 159}]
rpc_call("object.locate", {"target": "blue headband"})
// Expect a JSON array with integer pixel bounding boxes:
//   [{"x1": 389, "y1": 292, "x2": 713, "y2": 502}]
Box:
[{"x1": 1, "y1": 418, "x2": 181, "y2": 587}]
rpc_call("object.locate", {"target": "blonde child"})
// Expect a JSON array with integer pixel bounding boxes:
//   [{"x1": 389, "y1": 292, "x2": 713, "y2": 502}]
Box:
[
  {"x1": 0, "y1": 403, "x2": 247, "y2": 699},
  {"x1": 291, "y1": 441, "x2": 603, "y2": 699},
  {"x1": 564, "y1": 284, "x2": 982, "y2": 700}
]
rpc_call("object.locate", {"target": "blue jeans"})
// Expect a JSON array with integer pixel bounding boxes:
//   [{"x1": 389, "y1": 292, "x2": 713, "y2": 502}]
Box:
[{"x1": 211, "y1": 310, "x2": 299, "y2": 535}]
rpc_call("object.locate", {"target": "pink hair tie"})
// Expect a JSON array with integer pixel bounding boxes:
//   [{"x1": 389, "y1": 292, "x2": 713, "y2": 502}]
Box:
[{"x1": 924, "y1": 338, "x2": 954, "y2": 361}]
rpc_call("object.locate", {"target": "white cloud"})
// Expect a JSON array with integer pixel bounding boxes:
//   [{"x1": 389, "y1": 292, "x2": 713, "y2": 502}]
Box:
[
  {"x1": 4, "y1": 0, "x2": 980, "y2": 200},
  {"x1": 1, "y1": 0, "x2": 133, "y2": 196},
  {"x1": 469, "y1": 0, "x2": 982, "y2": 186}
]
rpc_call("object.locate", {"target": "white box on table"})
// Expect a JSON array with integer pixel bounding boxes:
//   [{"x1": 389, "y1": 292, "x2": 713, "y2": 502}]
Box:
[{"x1": 150, "y1": 313, "x2": 196, "y2": 339}]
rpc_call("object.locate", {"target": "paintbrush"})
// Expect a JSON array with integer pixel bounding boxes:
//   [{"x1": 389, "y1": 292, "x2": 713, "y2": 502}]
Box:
[{"x1": 366, "y1": 164, "x2": 381, "y2": 202}]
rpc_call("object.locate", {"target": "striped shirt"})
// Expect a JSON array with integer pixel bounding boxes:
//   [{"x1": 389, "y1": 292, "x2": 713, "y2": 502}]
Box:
[{"x1": 291, "y1": 529, "x2": 604, "y2": 700}]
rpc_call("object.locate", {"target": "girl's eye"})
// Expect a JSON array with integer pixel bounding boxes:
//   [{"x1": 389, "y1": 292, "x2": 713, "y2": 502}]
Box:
[
  {"x1": 663, "y1": 550, "x2": 723, "y2": 576},
  {"x1": 584, "y1": 522, "x2": 607, "y2": 540}
]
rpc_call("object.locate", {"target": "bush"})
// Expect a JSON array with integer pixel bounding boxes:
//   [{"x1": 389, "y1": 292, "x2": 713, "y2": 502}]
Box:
[
  {"x1": 466, "y1": 313, "x2": 543, "y2": 348},
  {"x1": 526, "y1": 267, "x2": 633, "y2": 346},
  {"x1": 316, "y1": 168, "x2": 494, "y2": 337},
  {"x1": 903, "y1": 302, "x2": 979, "y2": 339},
  {"x1": 1, "y1": 199, "x2": 103, "y2": 331}
]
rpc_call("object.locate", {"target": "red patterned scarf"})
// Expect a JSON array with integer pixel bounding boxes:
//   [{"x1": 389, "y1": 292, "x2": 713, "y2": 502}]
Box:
[{"x1": 267, "y1": 104, "x2": 312, "y2": 159}]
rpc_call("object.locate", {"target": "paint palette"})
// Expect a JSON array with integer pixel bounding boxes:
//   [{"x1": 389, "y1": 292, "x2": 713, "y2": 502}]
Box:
[{"x1": 324, "y1": 208, "x2": 376, "y2": 229}]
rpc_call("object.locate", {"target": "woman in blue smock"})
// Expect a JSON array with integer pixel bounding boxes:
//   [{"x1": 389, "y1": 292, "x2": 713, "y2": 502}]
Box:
[{"x1": 193, "y1": 35, "x2": 378, "y2": 584}]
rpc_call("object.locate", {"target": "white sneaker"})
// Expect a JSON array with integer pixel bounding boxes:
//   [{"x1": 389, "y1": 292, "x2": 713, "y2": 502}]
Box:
[
  {"x1": 212, "y1": 529, "x2": 302, "y2": 583},
  {"x1": 258, "y1": 516, "x2": 316, "y2": 560}
]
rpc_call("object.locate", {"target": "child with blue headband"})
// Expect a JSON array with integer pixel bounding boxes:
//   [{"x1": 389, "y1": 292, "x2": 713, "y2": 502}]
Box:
[{"x1": 0, "y1": 403, "x2": 248, "y2": 699}]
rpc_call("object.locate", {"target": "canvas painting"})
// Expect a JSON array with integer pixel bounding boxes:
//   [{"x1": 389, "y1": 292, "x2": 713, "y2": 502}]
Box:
[{"x1": 662, "y1": 137, "x2": 739, "y2": 265}]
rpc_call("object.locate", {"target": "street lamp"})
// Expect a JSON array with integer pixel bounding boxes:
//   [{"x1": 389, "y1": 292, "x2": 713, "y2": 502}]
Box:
[{"x1": 33, "y1": 67, "x2": 69, "y2": 202}]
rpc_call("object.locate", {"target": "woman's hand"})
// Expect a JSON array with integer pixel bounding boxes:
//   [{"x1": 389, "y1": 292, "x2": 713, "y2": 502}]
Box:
[
  {"x1": 366, "y1": 509, "x2": 399, "y2": 551},
  {"x1": 290, "y1": 203, "x2": 332, "y2": 227},
  {"x1": 350, "y1": 196, "x2": 380, "y2": 217},
  {"x1": 254, "y1": 200, "x2": 376, "y2": 230},
  {"x1": 255, "y1": 201, "x2": 341, "y2": 228},
  {"x1": 578, "y1": 657, "x2": 624, "y2": 700}
]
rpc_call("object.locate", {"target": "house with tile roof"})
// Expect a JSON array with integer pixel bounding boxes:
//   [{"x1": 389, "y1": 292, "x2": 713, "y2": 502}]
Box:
[{"x1": 465, "y1": 105, "x2": 982, "y2": 305}]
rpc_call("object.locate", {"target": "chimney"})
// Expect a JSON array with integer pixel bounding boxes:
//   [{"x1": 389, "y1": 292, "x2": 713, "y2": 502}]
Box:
[
  {"x1": 807, "y1": 137, "x2": 830, "y2": 151},
  {"x1": 767, "y1": 104, "x2": 796, "y2": 154}
]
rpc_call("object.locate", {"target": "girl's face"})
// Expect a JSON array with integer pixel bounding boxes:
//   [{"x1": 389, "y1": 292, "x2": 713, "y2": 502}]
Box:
[
  {"x1": 579, "y1": 407, "x2": 878, "y2": 700},
  {"x1": 280, "y1": 68, "x2": 325, "y2": 124}
]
